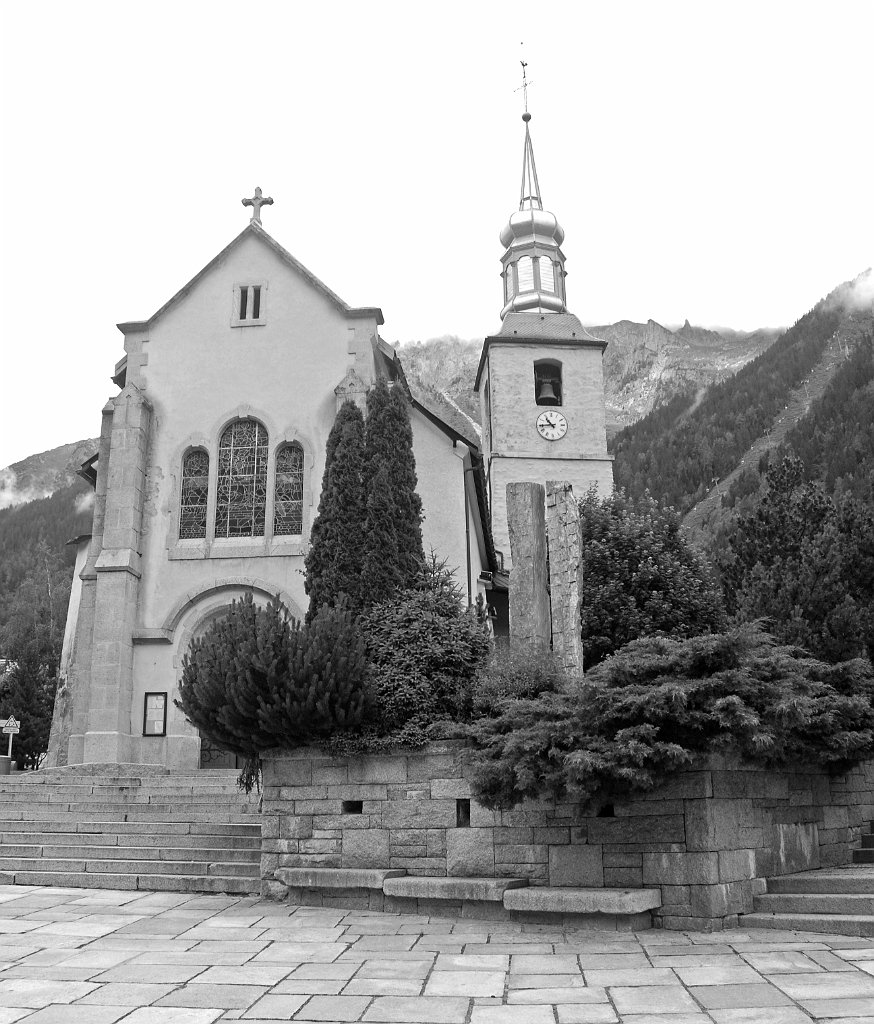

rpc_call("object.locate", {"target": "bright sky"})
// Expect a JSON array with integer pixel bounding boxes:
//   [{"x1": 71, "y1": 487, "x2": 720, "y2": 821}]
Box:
[{"x1": 1, "y1": 0, "x2": 872, "y2": 470}]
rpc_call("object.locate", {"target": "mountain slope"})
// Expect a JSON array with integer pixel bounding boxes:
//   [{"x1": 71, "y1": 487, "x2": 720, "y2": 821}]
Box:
[
  {"x1": 683, "y1": 311, "x2": 873, "y2": 545},
  {"x1": 612, "y1": 272, "x2": 874, "y2": 517},
  {"x1": 595, "y1": 319, "x2": 778, "y2": 431},
  {"x1": 1, "y1": 439, "x2": 98, "y2": 509},
  {"x1": 396, "y1": 319, "x2": 777, "y2": 439}
]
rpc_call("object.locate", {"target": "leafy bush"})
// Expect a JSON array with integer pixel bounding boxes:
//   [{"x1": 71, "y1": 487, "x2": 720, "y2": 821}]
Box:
[
  {"x1": 466, "y1": 624, "x2": 874, "y2": 811},
  {"x1": 471, "y1": 644, "x2": 569, "y2": 718},
  {"x1": 177, "y1": 594, "x2": 369, "y2": 784},
  {"x1": 331, "y1": 556, "x2": 491, "y2": 753},
  {"x1": 580, "y1": 488, "x2": 726, "y2": 668}
]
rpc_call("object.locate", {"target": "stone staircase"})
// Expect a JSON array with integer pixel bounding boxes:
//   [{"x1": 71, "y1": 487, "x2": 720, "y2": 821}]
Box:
[
  {"x1": 742, "y1": 824, "x2": 874, "y2": 936},
  {"x1": 0, "y1": 765, "x2": 261, "y2": 894}
]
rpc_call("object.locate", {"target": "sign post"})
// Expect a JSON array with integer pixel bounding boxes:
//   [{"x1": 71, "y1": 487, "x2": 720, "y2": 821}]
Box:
[{"x1": 2, "y1": 716, "x2": 20, "y2": 760}]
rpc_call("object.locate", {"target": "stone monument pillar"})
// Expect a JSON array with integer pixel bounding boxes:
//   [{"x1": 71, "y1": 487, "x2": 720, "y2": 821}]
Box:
[
  {"x1": 506, "y1": 481, "x2": 551, "y2": 649},
  {"x1": 546, "y1": 481, "x2": 584, "y2": 676}
]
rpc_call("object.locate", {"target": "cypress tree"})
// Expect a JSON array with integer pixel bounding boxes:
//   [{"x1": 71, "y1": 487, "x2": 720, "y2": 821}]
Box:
[
  {"x1": 304, "y1": 401, "x2": 367, "y2": 617},
  {"x1": 362, "y1": 378, "x2": 424, "y2": 597},
  {"x1": 360, "y1": 464, "x2": 404, "y2": 605}
]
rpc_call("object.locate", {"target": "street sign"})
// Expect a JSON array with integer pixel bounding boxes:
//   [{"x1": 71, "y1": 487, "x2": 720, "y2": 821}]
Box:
[{"x1": 2, "y1": 717, "x2": 20, "y2": 735}]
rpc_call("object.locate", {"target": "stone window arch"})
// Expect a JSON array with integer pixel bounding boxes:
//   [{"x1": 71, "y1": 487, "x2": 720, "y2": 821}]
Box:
[
  {"x1": 179, "y1": 448, "x2": 210, "y2": 539},
  {"x1": 534, "y1": 359, "x2": 563, "y2": 406},
  {"x1": 273, "y1": 442, "x2": 304, "y2": 536},
  {"x1": 215, "y1": 418, "x2": 269, "y2": 538}
]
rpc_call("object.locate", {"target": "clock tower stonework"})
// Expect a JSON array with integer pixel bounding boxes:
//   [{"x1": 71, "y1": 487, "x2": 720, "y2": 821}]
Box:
[{"x1": 474, "y1": 112, "x2": 613, "y2": 567}]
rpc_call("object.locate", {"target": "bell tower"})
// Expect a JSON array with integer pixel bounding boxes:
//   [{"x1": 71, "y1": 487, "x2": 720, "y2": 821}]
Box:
[{"x1": 475, "y1": 101, "x2": 613, "y2": 568}]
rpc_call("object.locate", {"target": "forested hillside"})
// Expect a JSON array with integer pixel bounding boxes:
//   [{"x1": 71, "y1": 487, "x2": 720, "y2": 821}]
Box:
[
  {"x1": 0, "y1": 481, "x2": 92, "y2": 629},
  {"x1": 612, "y1": 275, "x2": 873, "y2": 514},
  {"x1": 720, "y1": 333, "x2": 874, "y2": 513}
]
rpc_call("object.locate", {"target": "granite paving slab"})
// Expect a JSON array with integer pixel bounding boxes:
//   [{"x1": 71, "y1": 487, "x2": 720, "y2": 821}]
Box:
[{"x1": 0, "y1": 884, "x2": 873, "y2": 1021}]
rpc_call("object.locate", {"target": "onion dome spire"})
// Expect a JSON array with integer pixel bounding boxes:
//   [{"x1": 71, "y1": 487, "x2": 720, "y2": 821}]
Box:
[{"x1": 499, "y1": 95, "x2": 568, "y2": 320}]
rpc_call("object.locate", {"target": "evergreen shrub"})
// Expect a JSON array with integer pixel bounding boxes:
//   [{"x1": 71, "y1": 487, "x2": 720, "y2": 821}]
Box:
[
  {"x1": 304, "y1": 401, "x2": 367, "y2": 618},
  {"x1": 331, "y1": 556, "x2": 491, "y2": 753},
  {"x1": 580, "y1": 487, "x2": 726, "y2": 668},
  {"x1": 177, "y1": 593, "x2": 369, "y2": 786},
  {"x1": 471, "y1": 644, "x2": 569, "y2": 718},
  {"x1": 466, "y1": 624, "x2": 874, "y2": 811}
]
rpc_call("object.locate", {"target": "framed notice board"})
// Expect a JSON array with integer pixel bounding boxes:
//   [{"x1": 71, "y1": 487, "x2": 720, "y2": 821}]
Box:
[{"x1": 143, "y1": 692, "x2": 168, "y2": 737}]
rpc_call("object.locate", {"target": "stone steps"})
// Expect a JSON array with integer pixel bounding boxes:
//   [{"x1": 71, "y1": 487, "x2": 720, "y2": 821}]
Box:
[
  {"x1": 741, "y1": 912, "x2": 874, "y2": 936},
  {"x1": 768, "y1": 870, "x2": 874, "y2": 894},
  {"x1": 0, "y1": 818, "x2": 259, "y2": 835},
  {"x1": 0, "y1": 829, "x2": 259, "y2": 849},
  {"x1": 0, "y1": 808, "x2": 257, "y2": 822},
  {"x1": 0, "y1": 869, "x2": 257, "y2": 894},
  {"x1": 0, "y1": 843, "x2": 259, "y2": 863},
  {"x1": 0, "y1": 767, "x2": 262, "y2": 896},
  {"x1": 754, "y1": 892, "x2": 874, "y2": 915},
  {"x1": 742, "y1": 865, "x2": 874, "y2": 935},
  {"x1": 0, "y1": 856, "x2": 258, "y2": 877}
]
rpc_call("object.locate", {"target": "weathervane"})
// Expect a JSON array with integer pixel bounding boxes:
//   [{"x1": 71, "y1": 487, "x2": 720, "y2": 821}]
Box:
[
  {"x1": 516, "y1": 50, "x2": 533, "y2": 117},
  {"x1": 242, "y1": 187, "x2": 273, "y2": 224}
]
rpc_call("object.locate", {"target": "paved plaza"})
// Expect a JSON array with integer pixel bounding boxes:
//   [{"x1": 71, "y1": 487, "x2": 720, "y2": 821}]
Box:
[{"x1": 1, "y1": 886, "x2": 874, "y2": 1023}]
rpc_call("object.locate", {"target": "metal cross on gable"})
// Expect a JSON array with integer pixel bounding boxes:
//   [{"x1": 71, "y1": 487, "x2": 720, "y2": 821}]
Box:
[{"x1": 242, "y1": 187, "x2": 274, "y2": 223}]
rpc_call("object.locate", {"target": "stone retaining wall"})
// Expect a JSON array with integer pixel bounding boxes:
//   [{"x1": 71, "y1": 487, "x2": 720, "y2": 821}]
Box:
[{"x1": 261, "y1": 743, "x2": 874, "y2": 929}]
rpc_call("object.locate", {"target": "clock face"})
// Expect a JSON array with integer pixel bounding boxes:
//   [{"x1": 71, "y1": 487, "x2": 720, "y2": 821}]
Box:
[{"x1": 536, "y1": 410, "x2": 568, "y2": 440}]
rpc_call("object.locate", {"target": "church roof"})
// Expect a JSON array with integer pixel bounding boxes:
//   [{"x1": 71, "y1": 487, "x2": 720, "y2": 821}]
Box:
[
  {"x1": 373, "y1": 337, "x2": 500, "y2": 574},
  {"x1": 473, "y1": 313, "x2": 607, "y2": 390},
  {"x1": 117, "y1": 221, "x2": 384, "y2": 334},
  {"x1": 498, "y1": 312, "x2": 601, "y2": 341}
]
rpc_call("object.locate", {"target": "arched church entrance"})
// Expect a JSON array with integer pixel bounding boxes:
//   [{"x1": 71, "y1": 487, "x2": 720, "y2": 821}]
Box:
[
  {"x1": 179, "y1": 600, "x2": 246, "y2": 770},
  {"x1": 173, "y1": 580, "x2": 305, "y2": 770}
]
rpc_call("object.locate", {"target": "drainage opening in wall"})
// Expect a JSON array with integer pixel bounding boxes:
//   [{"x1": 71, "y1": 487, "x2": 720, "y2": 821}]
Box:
[
  {"x1": 342, "y1": 800, "x2": 363, "y2": 814},
  {"x1": 456, "y1": 798, "x2": 471, "y2": 827},
  {"x1": 597, "y1": 803, "x2": 615, "y2": 818}
]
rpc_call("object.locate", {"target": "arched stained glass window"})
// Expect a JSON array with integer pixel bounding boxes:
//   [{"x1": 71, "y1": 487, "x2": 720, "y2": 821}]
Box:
[
  {"x1": 179, "y1": 449, "x2": 209, "y2": 539},
  {"x1": 274, "y1": 443, "x2": 304, "y2": 536},
  {"x1": 215, "y1": 419, "x2": 269, "y2": 538}
]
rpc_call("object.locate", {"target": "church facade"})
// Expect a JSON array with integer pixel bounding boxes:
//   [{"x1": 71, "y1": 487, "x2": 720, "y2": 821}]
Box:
[{"x1": 49, "y1": 113, "x2": 612, "y2": 770}]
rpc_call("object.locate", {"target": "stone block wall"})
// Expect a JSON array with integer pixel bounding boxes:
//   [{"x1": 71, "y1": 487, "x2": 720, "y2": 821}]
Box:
[{"x1": 262, "y1": 743, "x2": 874, "y2": 929}]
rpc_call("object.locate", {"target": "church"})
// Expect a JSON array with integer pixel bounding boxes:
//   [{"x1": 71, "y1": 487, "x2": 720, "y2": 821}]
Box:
[{"x1": 48, "y1": 111, "x2": 613, "y2": 770}]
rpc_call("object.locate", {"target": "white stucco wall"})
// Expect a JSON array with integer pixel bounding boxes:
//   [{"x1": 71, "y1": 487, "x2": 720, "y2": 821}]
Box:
[
  {"x1": 411, "y1": 413, "x2": 484, "y2": 603},
  {"x1": 102, "y1": 230, "x2": 485, "y2": 767}
]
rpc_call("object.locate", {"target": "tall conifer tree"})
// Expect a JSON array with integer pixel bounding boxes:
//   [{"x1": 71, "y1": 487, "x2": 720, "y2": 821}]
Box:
[
  {"x1": 361, "y1": 378, "x2": 424, "y2": 601},
  {"x1": 304, "y1": 401, "x2": 367, "y2": 617},
  {"x1": 360, "y1": 464, "x2": 404, "y2": 604}
]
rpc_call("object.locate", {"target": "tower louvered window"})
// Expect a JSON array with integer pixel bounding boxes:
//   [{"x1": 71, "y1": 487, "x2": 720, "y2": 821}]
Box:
[
  {"x1": 273, "y1": 443, "x2": 304, "y2": 536},
  {"x1": 517, "y1": 256, "x2": 535, "y2": 292},
  {"x1": 539, "y1": 258, "x2": 555, "y2": 293},
  {"x1": 179, "y1": 449, "x2": 209, "y2": 539},
  {"x1": 215, "y1": 419, "x2": 269, "y2": 538}
]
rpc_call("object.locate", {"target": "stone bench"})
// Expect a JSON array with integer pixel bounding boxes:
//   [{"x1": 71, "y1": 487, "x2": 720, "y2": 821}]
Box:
[
  {"x1": 382, "y1": 876, "x2": 528, "y2": 902},
  {"x1": 274, "y1": 867, "x2": 405, "y2": 890},
  {"x1": 267, "y1": 869, "x2": 663, "y2": 928},
  {"x1": 504, "y1": 886, "x2": 662, "y2": 918}
]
